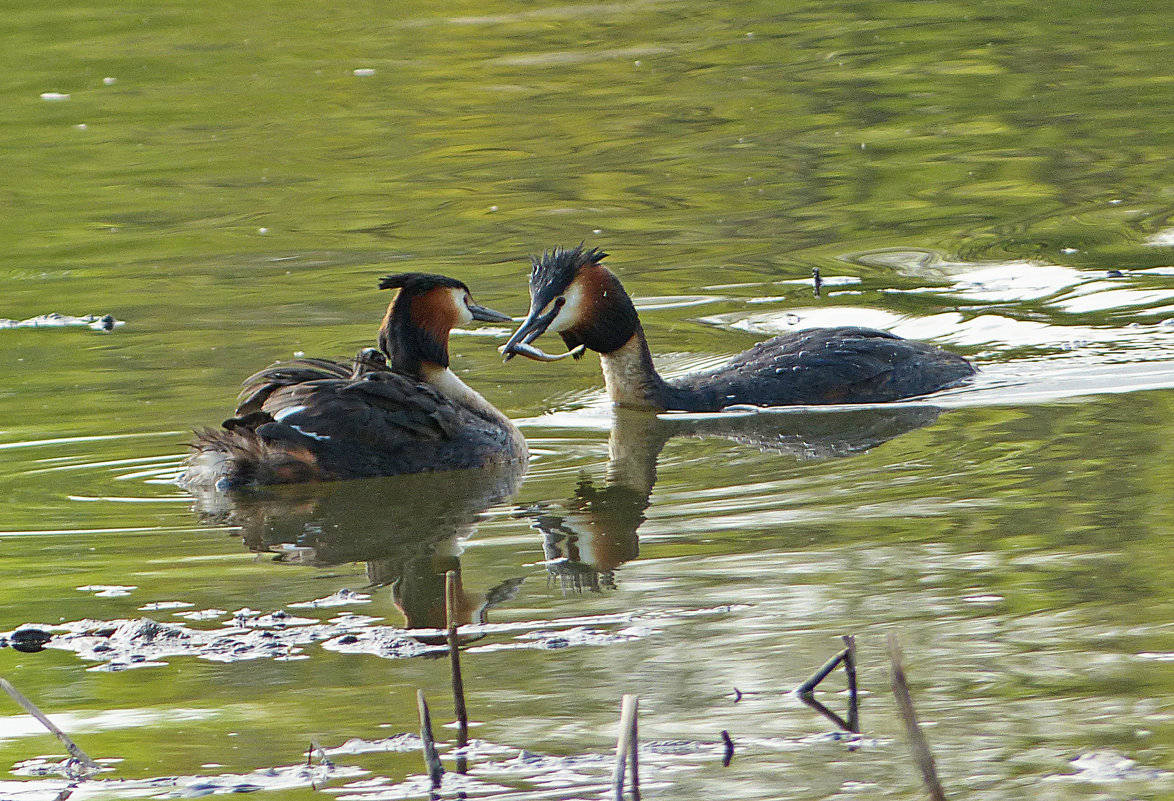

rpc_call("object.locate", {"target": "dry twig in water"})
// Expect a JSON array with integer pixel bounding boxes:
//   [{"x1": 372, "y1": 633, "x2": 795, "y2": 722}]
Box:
[
  {"x1": 0, "y1": 677, "x2": 99, "y2": 771},
  {"x1": 613, "y1": 694, "x2": 640, "y2": 800},
  {"x1": 416, "y1": 689, "x2": 444, "y2": 790},
  {"x1": 887, "y1": 633, "x2": 947, "y2": 801},
  {"x1": 445, "y1": 570, "x2": 469, "y2": 753},
  {"x1": 720, "y1": 730, "x2": 734, "y2": 767},
  {"x1": 796, "y1": 647, "x2": 848, "y2": 695},
  {"x1": 843, "y1": 634, "x2": 859, "y2": 732}
]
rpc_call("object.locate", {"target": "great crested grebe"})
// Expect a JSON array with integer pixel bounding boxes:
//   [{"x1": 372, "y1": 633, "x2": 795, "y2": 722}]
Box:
[
  {"x1": 181, "y1": 273, "x2": 527, "y2": 489},
  {"x1": 500, "y1": 246, "x2": 975, "y2": 410}
]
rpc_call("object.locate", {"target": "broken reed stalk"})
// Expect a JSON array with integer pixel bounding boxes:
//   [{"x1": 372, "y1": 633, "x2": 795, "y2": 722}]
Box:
[
  {"x1": 613, "y1": 694, "x2": 640, "y2": 801},
  {"x1": 842, "y1": 634, "x2": 859, "y2": 733},
  {"x1": 306, "y1": 738, "x2": 333, "y2": 767},
  {"x1": 886, "y1": 634, "x2": 947, "y2": 801},
  {"x1": 796, "y1": 647, "x2": 847, "y2": 695},
  {"x1": 720, "y1": 730, "x2": 734, "y2": 767},
  {"x1": 0, "y1": 678, "x2": 98, "y2": 769},
  {"x1": 444, "y1": 570, "x2": 469, "y2": 750},
  {"x1": 416, "y1": 689, "x2": 444, "y2": 789}
]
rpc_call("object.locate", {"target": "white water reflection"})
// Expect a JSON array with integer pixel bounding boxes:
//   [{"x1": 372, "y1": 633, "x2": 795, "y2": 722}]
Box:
[
  {"x1": 1145, "y1": 228, "x2": 1174, "y2": 247},
  {"x1": 0, "y1": 707, "x2": 216, "y2": 742}
]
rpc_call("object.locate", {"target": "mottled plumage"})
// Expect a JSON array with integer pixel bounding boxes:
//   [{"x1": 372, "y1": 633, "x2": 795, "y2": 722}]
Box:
[{"x1": 663, "y1": 326, "x2": 974, "y2": 409}]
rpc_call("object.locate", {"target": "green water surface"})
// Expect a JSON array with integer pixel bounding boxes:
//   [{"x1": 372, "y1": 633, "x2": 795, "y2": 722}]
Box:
[{"x1": 3, "y1": 1, "x2": 1174, "y2": 799}]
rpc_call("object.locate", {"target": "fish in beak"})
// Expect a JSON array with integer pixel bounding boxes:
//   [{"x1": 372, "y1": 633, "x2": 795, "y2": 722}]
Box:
[
  {"x1": 499, "y1": 299, "x2": 585, "y2": 362},
  {"x1": 499, "y1": 300, "x2": 561, "y2": 361},
  {"x1": 503, "y1": 341, "x2": 587, "y2": 362}
]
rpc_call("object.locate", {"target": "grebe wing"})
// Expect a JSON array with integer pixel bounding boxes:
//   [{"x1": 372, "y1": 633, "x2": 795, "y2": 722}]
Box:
[
  {"x1": 235, "y1": 357, "x2": 355, "y2": 417},
  {"x1": 248, "y1": 371, "x2": 461, "y2": 447},
  {"x1": 685, "y1": 327, "x2": 972, "y2": 405}
]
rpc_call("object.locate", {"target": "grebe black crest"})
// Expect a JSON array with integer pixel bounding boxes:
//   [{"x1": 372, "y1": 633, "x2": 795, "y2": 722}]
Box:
[
  {"x1": 181, "y1": 273, "x2": 526, "y2": 490},
  {"x1": 501, "y1": 246, "x2": 975, "y2": 411}
]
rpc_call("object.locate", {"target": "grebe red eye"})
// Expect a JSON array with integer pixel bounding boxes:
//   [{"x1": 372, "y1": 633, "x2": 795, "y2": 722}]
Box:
[{"x1": 538, "y1": 296, "x2": 566, "y2": 316}]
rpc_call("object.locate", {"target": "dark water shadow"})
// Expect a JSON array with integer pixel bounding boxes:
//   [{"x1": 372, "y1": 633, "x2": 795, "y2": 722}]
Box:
[
  {"x1": 191, "y1": 463, "x2": 527, "y2": 641},
  {"x1": 522, "y1": 405, "x2": 944, "y2": 590}
]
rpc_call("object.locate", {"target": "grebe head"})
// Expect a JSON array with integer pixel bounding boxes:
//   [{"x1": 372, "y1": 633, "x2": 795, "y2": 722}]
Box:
[
  {"x1": 350, "y1": 347, "x2": 388, "y2": 379},
  {"x1": 378, "y1": 273, "x2": 511, "y2": 376},
  {"x1": 501, "y1": 245, "x2": 639, "y2": 362}
]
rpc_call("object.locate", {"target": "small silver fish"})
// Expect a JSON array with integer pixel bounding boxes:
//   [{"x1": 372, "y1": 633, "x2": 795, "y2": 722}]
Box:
[{"x1": 500, "y1": 342, "x2": 586, "y2": 362}]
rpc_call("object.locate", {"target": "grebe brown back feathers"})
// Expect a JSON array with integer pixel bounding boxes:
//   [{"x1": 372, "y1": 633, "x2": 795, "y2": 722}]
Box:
[
  {"x1": 501, "y1": 246, "x2": 975, "y2": 411},
  {"x1": 181, "y1": 273, "x2": 526, "y2": 489}
]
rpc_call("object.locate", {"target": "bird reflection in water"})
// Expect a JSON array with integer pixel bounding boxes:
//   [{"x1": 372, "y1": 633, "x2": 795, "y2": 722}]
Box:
[
  {"x1": 191, "y1": 464, "x2": 526, "y2": 644},
  {"x1": 522, "y1": 404, "x2": 946, "y2": 591}
]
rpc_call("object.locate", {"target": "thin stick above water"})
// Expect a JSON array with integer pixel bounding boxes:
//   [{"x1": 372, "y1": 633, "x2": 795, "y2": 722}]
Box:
[
  {"x1": 416, "y1": 689, "x2": 444, "y2": 790},
  {"x1": 613, "y1": 694, "x2": 640, "y2": 801},
  {"x1": 886, "y1": 634, "x2": 947, "y2": 801},
  {"x1": 445, "y1": 570, "x2": 469, "y2": 750},
  {"x1": 796, "y1": 647, "x2": 848, "y2": 695},
  {"x1": 720, "y1": 730, "x2": 734, "y2": 767},
  {"x1": 843, "y1": 634, "x2": 859, "y2": 733},
  {"x1": 0, "y1": 678, "x2": 98, "y2": 770}
]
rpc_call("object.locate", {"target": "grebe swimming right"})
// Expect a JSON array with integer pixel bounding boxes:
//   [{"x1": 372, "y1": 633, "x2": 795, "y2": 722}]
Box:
[
  {"x1": 181, "y1": 273, "x2": 527, "y2": 489},
  {"x1": 500, "y1": 246, "x2": 975, "y2": 410}
]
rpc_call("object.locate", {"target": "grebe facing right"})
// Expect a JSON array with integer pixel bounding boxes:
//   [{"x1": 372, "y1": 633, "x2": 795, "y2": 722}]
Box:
[
  {"x1": 500, "y1": 246, "x2": 975, "y2": 411},
  {"x1": 182, "y1": 273, "x2": 526, "y2": 489}
]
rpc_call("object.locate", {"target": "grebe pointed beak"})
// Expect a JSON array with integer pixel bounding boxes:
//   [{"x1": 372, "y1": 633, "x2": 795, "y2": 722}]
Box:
[{"x1": 468, "y1": 303, "x2": 513, "y2": 324}]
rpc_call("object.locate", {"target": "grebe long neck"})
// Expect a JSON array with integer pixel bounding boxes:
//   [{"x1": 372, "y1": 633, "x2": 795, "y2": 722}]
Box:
[
  {"x1": 422, "y1": 363, "x2": 529, "y2": 455},
  {"x1": 380, "y1": 312, "x2": 450, "y2": 378},
  {"x1": 422, "y1": 364, "x2": 495, "y2": 416},
  {"x1": 598, "y1": 325, "x2": 674, "y2": 411}
]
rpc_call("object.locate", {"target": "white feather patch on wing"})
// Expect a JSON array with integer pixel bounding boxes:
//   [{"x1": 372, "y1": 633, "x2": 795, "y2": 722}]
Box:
[
  {"x1": 272, "y1": 405, "x2": 307, "y2": 422},
  {"x1": 290, "y1": 424, "x2": 331, "y2": 442}
]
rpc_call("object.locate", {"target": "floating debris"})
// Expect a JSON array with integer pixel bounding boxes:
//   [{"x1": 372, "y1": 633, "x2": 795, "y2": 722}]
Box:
[
  {"x1": 324, "y1": 734, "x2": 422, "y2": 756},
  {"x1": 139, "y1": 601, "x2": 194, "y2": 611},
  {"x1": 76, "y1": 584, "x2": 136, "y2": 598},
  {"x1": 468, "y1": 624, "x2": 653, "y2": 652},
  {"x1": 288, "y1": 588, "x2": 372, "y2": 609},
  {"x1": 5, "y1": 627, "x2": 53, "y2": 653},
  {"x1": 3, "y1": 604, "x2": 738, "y2": 671},
  {"x1": 1055, "y1": 750, "x2": 1169, "y2": 783},
  {"x1": 321, "y1": 628, "x2": 440, "y2": 660},
  {"x1": 9, "y1": 756, "x2": 114, "y2": 778},
  {"x1": 172, "y1": 608, "x2": 228, "y2": 621},
  {"x1": 230, "y1": 608, "x2": 318, "y2": 628},
  {"x1": 0, "y1": 761, "x2": 364, "y2": 799},
  {"x1": 39, "y1": 92, "x2": 70, "y2": 101},
  {"x1": 0, "y1": 313, "x2": 122, "y2": 332}
]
